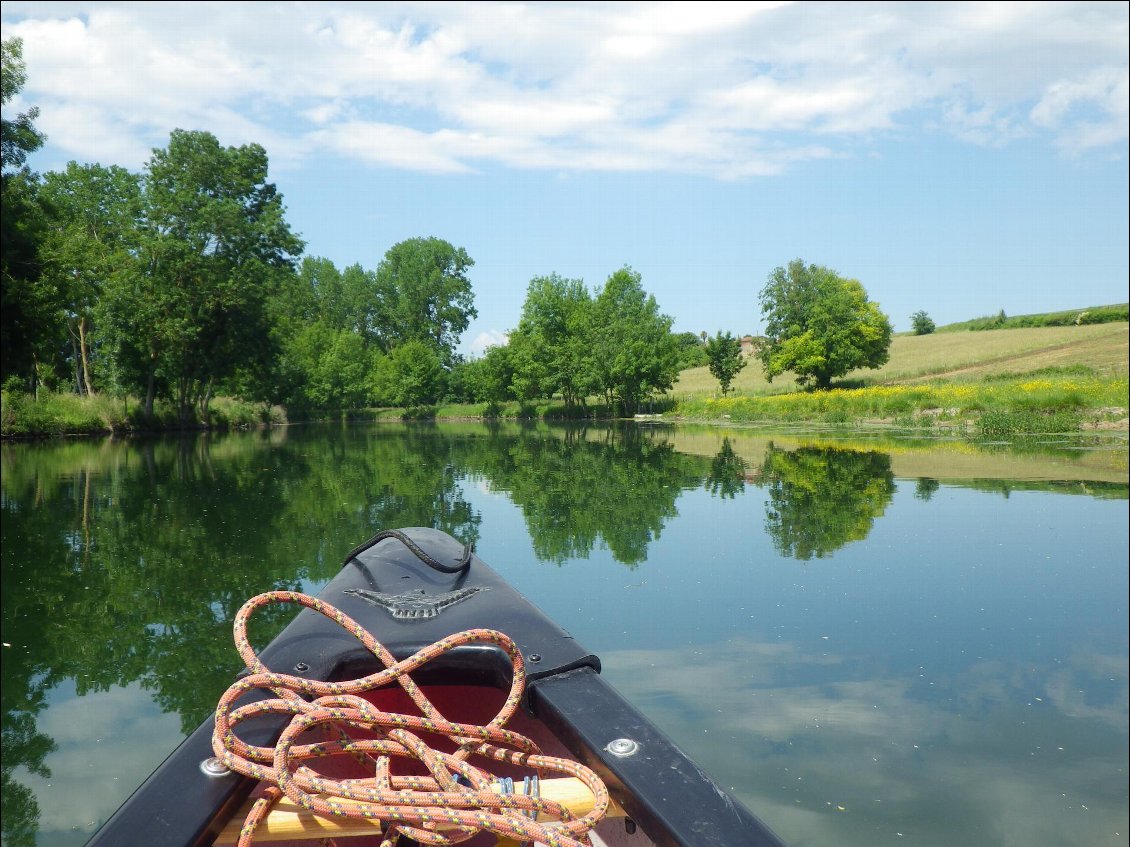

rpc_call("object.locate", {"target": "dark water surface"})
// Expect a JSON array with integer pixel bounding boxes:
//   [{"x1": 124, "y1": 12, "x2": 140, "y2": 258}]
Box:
[{"x1": 1, "y1": 423, "x2": 1127, "y2": 847}]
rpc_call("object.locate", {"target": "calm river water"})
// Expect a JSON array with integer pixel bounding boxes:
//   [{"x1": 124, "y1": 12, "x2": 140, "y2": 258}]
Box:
[{"x1": 1, "y1": 422, "x2": 1127, "y2": 847}]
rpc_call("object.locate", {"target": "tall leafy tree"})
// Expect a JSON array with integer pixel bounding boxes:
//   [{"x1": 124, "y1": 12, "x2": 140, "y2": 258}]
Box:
[
  {"x1": 590, "y1": 266, "x2": 680, "y2": 414},
  {"x1": 375, "y1": 237, "x2": 476, "y2": 364},
  {"x1": 38, "y1": 163, "x2": 142, "y2": 395},
  {"x1": 268, "y1": 257, "x2": 382, "y2": 410},
  {"x1": 705, "y1": 330, "x2": 746, "y2": 395},
  {"x1": 0, "y1": 38, "x2": 43, "y2": 173},
  {"x1": 674, "y1": 331, "x2": 709, "y2": 369},
  {"x1": 508, "y1": 274, "x2": 595, "y2": 409},
  {"x1": 102, "y1": 129, "x2": 303, "y2": 419},
  {"x1": 1, "y1": 37, "x2": 50, "y2": 386},
  {"x1": 758, "y1": 259, "x2": 892, "y2": 389},
  {"x1": 476, "y1": 343, "x2": 516, "y2": 407}
]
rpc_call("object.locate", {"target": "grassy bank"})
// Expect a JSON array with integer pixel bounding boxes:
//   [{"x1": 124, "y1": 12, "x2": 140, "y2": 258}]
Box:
[
  {"x1": 671, "y1": 367, "x2": 1127, "y2": 435},
  {"x1": 0, "y1": 391, "x2": 284, "y2": 438},
  {"x1": 4, "y1": 323, "x2": 1127, "y2": 439}
]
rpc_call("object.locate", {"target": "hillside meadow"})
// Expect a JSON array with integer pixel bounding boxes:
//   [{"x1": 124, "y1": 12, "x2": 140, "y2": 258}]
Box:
[
  {"x1": 671, "y1": 322, "x2": 1128, "y2": 396},
  {"x1": 668, "y1": 322, "x2": 1128, "y2": 435}
]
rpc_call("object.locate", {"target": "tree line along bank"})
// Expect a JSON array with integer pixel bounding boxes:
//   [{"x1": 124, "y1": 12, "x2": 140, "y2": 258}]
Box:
[{"x1": 3, "y1": 37, "x2": 896, "y2": 428}]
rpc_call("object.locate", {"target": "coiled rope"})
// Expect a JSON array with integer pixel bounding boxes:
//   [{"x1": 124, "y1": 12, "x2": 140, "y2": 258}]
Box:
[{"x1": 212, "y1": 590, "x2": 610, "y2": 846}]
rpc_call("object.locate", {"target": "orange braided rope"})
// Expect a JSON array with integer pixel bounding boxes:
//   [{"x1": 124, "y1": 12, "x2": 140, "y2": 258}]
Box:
[{"x1": 211, "y1": 591, "x2": 610, "y2": 847}]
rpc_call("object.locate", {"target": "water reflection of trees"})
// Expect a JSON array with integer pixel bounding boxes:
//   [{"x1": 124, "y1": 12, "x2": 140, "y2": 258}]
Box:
[
  {"x1": 706, "y1": 437, "x2": 746, "y2": 499},
  {"x1": 757, "y1": 444, "x2": 896, "y2": 560},
  {"x1": 1, "y1": 423, "x2": 715, "y2": 839},
  {"x1": 0, "y1": 429, "x2": 483, "y2": 844},
  {"x1": 457, "y1": 424, "x2": 708, "y2": 566},
  {"x1": 915, "y1": 477, "x2": 941, "y2": 501}
]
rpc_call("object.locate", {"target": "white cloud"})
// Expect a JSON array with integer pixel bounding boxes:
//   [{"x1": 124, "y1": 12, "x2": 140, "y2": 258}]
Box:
[
  {"x1": 466, "y1": 330, "x2": 509, "y2": 357},
  {"x1": 1030, "y1": 66, "x2": 1130, "y2": 151},
  {"x1": 2, "y1": 1, "x2": 1126, "y2": 178},
  {"x1": 13, "y1": 682, "x2": 182, "y2": 838}
]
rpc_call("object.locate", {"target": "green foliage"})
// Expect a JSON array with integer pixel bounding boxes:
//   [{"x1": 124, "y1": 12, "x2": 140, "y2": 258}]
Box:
[
  {"x1": 938, "y1": 304, "x2": 1128, "y2": 332},
  {"x1": 978, "y1": 409, "x2": 1082, "y2": 437},
  {"x1": 373, "y1": 340, "x2": 445, "y2": 407},
  {"x1": 100, "y1": 130, "x2": 303, "y2": 421},
  {"x1": 375, "y1": 237, "x2": 476, "y2": 364},
  {"x1": 758, "y1": 259, "x2": 893, "y2": 389},
  {"x1": 39, "y1": 162, "x2": 143, "y2": 396},
  {"x1": 0, "y1": 387, "x2": 274, "y2": 436},
  {"x1": 456, "y1": 343, "x2": 515, "y2": 409},
  {"x1": 1, "y1": 39, "x2": 52, "y2": 386},
  {"x1": 911, "y1": 310, "x2": 936, "y2": 335},
  {"x1": 508, "y1": 274, "x2": 596, "y2": 408},
  {"x1": 265, "y1": 257, "x2": 385, "y2": 411},
  {"x1": 292, "y1": 322, "x2": 377, "y2": 409},
  {"x1": 590, "y1": 266, "x2": 681, "y2": 414},
  {"x1": 704, "y1": 331, "x2": 746, "y2": 395},
  {"x1": 674, "y1": 331, "x2": 709, "y2": 369},
  {"x1": 1, "y1": 38, "x2": 45, "y2": 173}
]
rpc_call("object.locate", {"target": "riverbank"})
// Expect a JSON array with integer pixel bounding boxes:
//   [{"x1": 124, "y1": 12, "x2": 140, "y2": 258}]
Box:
[
  {"x1": 4, "y1": 367, "x2": 1126, "y2": 440},
  {"x1": 5, "y1": 322, "x2": 1126, "y2": 440}
]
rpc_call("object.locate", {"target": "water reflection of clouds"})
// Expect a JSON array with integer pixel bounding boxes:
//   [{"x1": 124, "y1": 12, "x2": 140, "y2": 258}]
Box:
[
  {"x1": 16, "y1": 683, "x2": 181, "y2": 843},
  {"x1": 603, "y1": 639, "x2": 1129, "y2": 847}
]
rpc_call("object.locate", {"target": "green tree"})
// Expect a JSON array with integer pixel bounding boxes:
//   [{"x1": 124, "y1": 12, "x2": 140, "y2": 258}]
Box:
[
  {"x1": 674, "y1": 331, "x2": 709, "y2": 369},
  {"x1": 288, "y1": 321, "x2": 376, "y2": 409},
  {"x1": 375, "y1": 237, "x2": 476, "y2": 364},
  {"x1": 373, "y1": 339, "x2": 444, "y2": 408},
  {"x1": 1, "y1": 37, "x2": 51, "y2": 387},
  {"x1": 0, "y1": 38, "x2": 44, "y2": 173},
  {"x1": 758, "y1": 259, "x2": 892, "y2": 389},
  {"x1": 590, "y1": 267, "x2": 680, "y2": 414},
  {"x1": 38, "y1": 163, "x2": 142, "y2": 396},
  {"x1": 508, "y1": 274, "x2": 596, "y2": 409},
  {"x1": 267, "y1": 257, "x2": 383, "y2": 410},
  {"x1": 911, "y1": 310, "x2": 936, "y2": 335},
  {"x1": 102, "y1": 129, "x2": 303, "y2": 420},
  {"x1": 456, "y1": 343, "x2": 515, "y2": 409},
  {"x1": 705, "y1": 331, "x2": 746, "y2": 395}
]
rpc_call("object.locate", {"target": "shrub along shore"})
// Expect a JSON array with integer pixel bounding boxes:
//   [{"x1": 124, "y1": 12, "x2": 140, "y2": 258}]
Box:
[
  {"x1": 3, "y1": 365, "x2": 1127, "y2": 440},
  {"x1": 5, "y1": 322, "x2": 1128, "y2": 440}
]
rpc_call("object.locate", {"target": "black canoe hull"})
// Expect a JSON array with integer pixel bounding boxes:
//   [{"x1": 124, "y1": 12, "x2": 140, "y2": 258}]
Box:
[{"x1": 86, "y1": 527, "x2": 785, "y2": 847}]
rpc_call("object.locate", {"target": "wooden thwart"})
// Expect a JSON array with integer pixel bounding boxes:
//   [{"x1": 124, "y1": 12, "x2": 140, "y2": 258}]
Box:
[{"x1": 213, "y1": 777, "x2": 624, "y2": 844}]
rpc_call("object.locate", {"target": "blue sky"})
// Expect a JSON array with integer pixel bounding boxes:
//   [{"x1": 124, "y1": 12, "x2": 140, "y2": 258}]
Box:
[{"x1": 2, "y1": 1, "x2": 1127, "y2": 356}]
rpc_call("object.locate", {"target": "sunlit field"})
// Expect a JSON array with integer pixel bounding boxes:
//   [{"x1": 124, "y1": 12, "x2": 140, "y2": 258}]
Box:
[{"x1": 671, "y1": 322, "x2": 1128, "y2": 397}]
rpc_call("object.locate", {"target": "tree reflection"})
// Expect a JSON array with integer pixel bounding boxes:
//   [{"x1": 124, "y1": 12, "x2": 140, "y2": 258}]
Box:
[
  {"x1": 757, "y1": 444, "x2": 896, "y2": 560},
  {"x1": 0, "y1": 428, "x2": 482, "y2": 842},
  {"x1": 706, "y1": 437, "x2": 746, "y2": 499},
  {"x1": 915, "y1": 477, "x2": 941, "y2": 501},
  {"x1": 458, "y1": 424, "x2": 707, "y2": 566}
]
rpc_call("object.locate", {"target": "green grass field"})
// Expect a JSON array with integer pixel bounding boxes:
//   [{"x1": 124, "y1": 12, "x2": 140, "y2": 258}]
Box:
[
  {"x1": 667, "y1": 322, "x2": 1128, "y2": 435},
  {"x1": 671, "y1": 322, "x2": 1128, "y2": 397}
]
